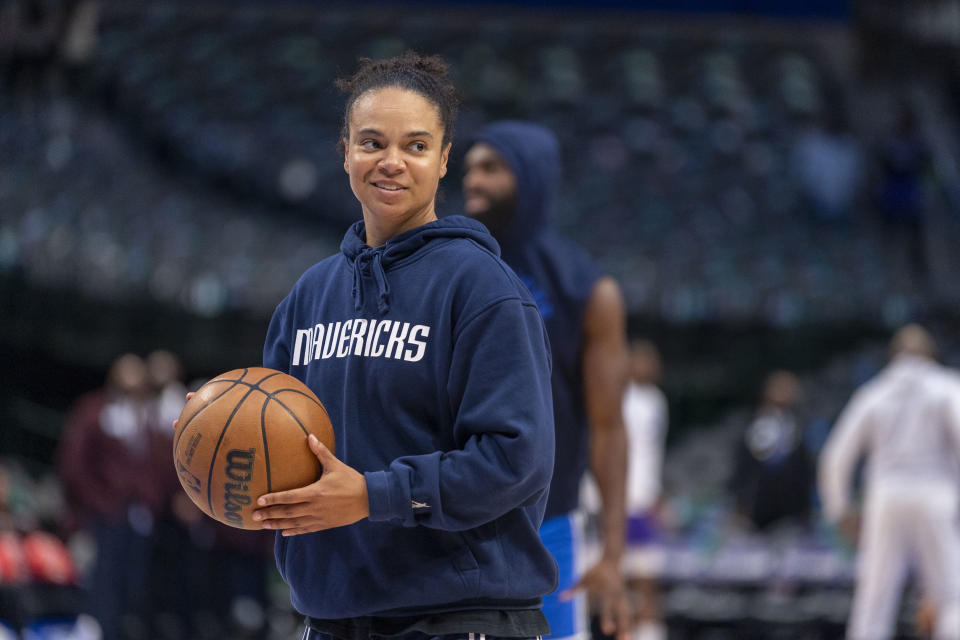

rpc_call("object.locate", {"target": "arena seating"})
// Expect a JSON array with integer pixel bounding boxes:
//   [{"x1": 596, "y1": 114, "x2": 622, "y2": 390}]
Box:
[{"x1": 4, "y1": 2, "x2": 956, "y2": 327}]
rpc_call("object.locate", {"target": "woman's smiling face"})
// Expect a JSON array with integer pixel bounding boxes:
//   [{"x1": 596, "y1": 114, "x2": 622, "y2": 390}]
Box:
[{"x1": 343, "y1": 87, "x2": 451, "y2": 247}]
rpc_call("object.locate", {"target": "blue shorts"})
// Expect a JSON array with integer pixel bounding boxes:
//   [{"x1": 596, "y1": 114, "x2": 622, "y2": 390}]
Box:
[
  {"x1": 539, "y1": 513, "x2": 588, "y2": 640},
  {"x1": 626, "y1": 511, "x2": 661, "y2": 546}
]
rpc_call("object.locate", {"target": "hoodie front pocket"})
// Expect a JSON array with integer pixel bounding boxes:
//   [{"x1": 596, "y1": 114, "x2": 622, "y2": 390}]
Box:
[{"x1": 443, "y1": 531, "x2": 480, "y2": 595}]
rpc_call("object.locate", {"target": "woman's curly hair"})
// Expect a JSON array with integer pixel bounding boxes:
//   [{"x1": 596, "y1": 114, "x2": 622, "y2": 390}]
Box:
[{"x1": 335, "y1": 51, "x2": 459, "y2": 155}]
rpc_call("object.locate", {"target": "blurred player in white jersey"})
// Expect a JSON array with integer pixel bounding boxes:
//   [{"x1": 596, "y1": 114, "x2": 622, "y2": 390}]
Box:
[
  {"x1": 819, "y1": 324, "x2": 960, "y2": 640},
  {"x1": 622, "y1": 340, "x2": 667, "y2": 640}
]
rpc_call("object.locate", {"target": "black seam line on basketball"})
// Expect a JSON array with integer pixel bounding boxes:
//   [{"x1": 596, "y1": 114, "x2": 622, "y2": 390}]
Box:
[
  {"x1": 258, "y1": 388, "x2": 329, "y2": 492},
  {"x1": 173, "y1": 368, "x2": 250, "y2": 451},
  {"x1": 264, "y1": 391, "x2": 313, "y2": 440},
  {"x1": 210, "y1": 378, "x2": 330, "y2": 431},
  {"x1": 206, "y1": 382, "x2": 262, "y2": 519},
  {"x1": 265, "y1": 389, "x2": 331, "y2": 432},
  {"x1": 260, "y1": 395, "x2": 273, "y2": 494},
  {"x1": 215, "y1": 379, "x2": 326, "y2": 412},
  {"x1": 260, "y1": 389, "x2": 330, "y2": 493},
  {"x1": 210, "y1": 373, "x2": 288, "y2": 404}
]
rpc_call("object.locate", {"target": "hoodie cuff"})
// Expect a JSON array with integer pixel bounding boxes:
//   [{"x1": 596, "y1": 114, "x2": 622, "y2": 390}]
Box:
[{"x1": 365, "y1": 470, "x2": 408, "y2": 523}]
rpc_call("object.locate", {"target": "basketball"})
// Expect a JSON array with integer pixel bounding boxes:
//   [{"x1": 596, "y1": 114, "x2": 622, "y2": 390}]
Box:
[{"x1": 173, "y1": 367, "x2": 335, "y2": 529}]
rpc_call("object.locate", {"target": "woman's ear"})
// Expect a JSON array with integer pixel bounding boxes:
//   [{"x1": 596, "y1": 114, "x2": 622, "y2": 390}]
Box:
[{"x1": 439, "y1": 142, "x2": 452, "y2": 178}]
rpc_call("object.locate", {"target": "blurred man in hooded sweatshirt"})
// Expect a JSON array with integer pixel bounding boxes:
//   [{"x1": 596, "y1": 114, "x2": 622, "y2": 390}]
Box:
[{"x1": 464, "y1": 121, "x2": 631, "y2": 640}]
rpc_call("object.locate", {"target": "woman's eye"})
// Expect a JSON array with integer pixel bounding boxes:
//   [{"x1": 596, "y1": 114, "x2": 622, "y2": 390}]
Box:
[{"x1": 410, "y1": 142, "x2": 426, "y2": 152}]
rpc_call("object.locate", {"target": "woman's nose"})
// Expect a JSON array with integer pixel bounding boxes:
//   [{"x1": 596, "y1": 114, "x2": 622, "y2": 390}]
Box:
[{"x1": 378, "y1": 147, "x2": 404, "y2": 173}]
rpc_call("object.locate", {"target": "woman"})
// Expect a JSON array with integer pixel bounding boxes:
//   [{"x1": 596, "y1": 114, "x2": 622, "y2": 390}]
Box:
[{"x1": 253, "y1": 53, "x2": 558, "y2": 640}]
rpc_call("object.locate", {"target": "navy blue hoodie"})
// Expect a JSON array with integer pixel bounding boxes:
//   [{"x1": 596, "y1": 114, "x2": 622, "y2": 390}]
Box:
[
  {"x1": 262, "y1": 215, "x2": 558, "y2": 619},
  {"x1": 471, "y1": 122, "x2": 602, "y2": 520}
]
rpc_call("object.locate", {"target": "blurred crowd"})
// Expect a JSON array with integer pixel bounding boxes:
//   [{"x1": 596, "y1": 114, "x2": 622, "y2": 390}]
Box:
[
  {"x1": 2, "y1": 2, "x2": 959, "y2": 326},
  {"x1": 4, "y1": 326, "x2": 959, "y2": 639},
  {"x1": 1, "y1": 350, "x2": 286, "y2": 640}
]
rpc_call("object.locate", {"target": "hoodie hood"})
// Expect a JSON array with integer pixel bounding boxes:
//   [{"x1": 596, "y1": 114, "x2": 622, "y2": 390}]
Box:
[
  {"x1": 340, "y1": 214, "x2": 498, "y2": 315},
  {"x1": 472, "y1": 120, "x2": 561, "y2": 253}
]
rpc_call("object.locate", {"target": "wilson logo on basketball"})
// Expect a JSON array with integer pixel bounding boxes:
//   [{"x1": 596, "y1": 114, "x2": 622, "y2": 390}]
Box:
[
  {"x1": 223, "y1": 448, "x2": 256, "y2": 525},
  {"x1": 173, "y1": 367, "x2": 334, "y2": 529}
]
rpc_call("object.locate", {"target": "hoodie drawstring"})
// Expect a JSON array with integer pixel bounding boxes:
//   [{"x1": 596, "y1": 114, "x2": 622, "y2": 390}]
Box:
[
  {"x1": 342, "y1": 216, "x2": 497, "y2": 315},
  {"x1": 352, "y1": 257, "x2": 364, "y2": 312},
  {"x1": 352, "y1": 250, "x2": 391, "y2": 315},
  {"x1": 371, "y1": 251, "x2": 391, "y2": 315}
]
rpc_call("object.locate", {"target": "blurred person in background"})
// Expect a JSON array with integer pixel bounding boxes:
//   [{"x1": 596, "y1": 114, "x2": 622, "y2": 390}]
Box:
[
  {"x1": 203, "y1": 522, "x2": 275, "y2": 639},
  {"x1": 0, "y1": 0, "x2": 63, "y2": 99},
  {"x1": 0, "y1": 0, "x2": 98, "y2": 100},
  {"x1": 874, "y1": 103, "x2": 933, "y2": 282},
  {"x1": 57, "y1": 353, "x2": 167, "y2": 640},
  {"x1": 818, "y1": 324, "x2": 960, "y2": 640},
  {"x1": 730, "y1": 370, "x2": 814, "y2": 532},
  {"x1": 144, "y1": 348, "x2": 199, "y2": 639},
  {"x1": 621, "y1": 340, "x2": 667, "y2": 640},
  {"x1": 148, "y1": 350, "x2": 273, "y2": 639},
  {"x1": 792, "y1": 104, "x2": 862, "y2": 225},
  {"x1": 146, "y1": 349, "x2": 186, "y2": 431},
  {"x1": 463, "y1": 120, "x2": 631, "y2": 640}
]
